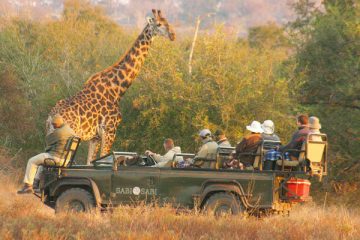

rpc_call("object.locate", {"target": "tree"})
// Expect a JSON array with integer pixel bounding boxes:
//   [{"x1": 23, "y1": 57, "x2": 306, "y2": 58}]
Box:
[
  {"x1": 248, "y1": 23, "x2": 289, "y2": 49},
  {"x1": 290, "y1": 0, "x2": 360, "y2": 180}
]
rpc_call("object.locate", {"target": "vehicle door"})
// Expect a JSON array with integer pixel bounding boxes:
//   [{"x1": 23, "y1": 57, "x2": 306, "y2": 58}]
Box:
[
  {"x1": 111, "y1": 166, "x2": 160, "y2": 204},
  {"x1": 158, "y1": 167, "x2": 205, "y2": 208}
]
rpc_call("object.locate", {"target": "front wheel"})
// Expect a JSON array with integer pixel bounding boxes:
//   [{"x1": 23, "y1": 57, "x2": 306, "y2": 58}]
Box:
[
  {"x1": 55, "y1": 188, "x2": 96, "y2": 213},
  {"x1": 203, "y1": 192, "x2": 245, "y2": 216}
]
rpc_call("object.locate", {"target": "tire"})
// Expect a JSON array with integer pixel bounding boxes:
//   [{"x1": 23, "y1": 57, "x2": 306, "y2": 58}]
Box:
[
  {"x1": 55, "y1": 188, "x2": 96, "y2": 214},
  {"x1": 204, "y1": 192, "x2": 245, "y2": 216}
]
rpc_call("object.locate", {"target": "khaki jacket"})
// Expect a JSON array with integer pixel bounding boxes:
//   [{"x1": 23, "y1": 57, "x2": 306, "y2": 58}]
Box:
[
  {"x1": 195, "y1": 138, "x2": 218, "y2": 168},
  {"x1": 45, "y1": 124, "x2": 76, "y2": 159}
]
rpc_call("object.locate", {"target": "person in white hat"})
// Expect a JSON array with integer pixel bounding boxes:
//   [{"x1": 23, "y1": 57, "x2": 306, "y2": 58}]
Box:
[
  {"x1": 261, "y1": 120, "x2": 280, "y2": 142},
  {"x1": 234, "y1": 121, "x2": 263, "y2": 168},
  {"x1": 308, "y1": 116, "x2": 323, "y2": 141},
  {"x1": 193, "y1": 129, "x2": 218, "y2": 168}
]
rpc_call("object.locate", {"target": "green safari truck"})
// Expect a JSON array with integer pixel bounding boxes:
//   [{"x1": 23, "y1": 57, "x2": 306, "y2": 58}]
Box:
[{"x1": 38, "y1": 134, "x2": 328, "y2": 216}]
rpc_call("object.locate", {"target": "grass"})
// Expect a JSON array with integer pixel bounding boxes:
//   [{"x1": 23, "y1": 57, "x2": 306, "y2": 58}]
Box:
[{"x1": 0, "y1": 174, "x2": 359, "y2": 240}]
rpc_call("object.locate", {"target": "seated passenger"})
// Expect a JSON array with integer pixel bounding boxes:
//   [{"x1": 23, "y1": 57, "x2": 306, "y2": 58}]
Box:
[
  {"x1": 17, "y1": 115, "x2": 75, "y2": 194},
  {"x1": 193, "y1": 129, "x2": 218, "y2": 168},
  {"x1": 280, "y1": 114, "x2": 310, "y2": 159},
  {"x1": 308, "y1": 116, "x2": 323, "y2": 142},
  {"x1": 214, "y1": 129, "x2": 232, "y2": 147},
  {"x1": 261, "y1": 120, "x2": 280, "y2": 142},
  {"x1": 145, "y1": 138, "x2": 183, "y2": 167},
  {"x1": 234, "y1": 121, "x2": 263, "y2": 169}
]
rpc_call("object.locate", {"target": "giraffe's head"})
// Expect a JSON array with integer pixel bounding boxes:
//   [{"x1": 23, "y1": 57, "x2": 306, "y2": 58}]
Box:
[{"x1": 147, "y1": 9, "x2": 176, "y2": 41}]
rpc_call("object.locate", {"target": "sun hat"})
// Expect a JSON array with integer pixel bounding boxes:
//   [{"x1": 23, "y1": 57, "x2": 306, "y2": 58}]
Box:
[
  {"x1": 246, "y1": 121, "x2": 264, "y2": 133},
  {"x1": 309, "y1": 116, "x2": 321, "y2": 130},
  {"x1": 261, "y1": 120, "x2": 275, "y2": 134},
  {"x1": 52, "y1": 114, "x2": 64, "y2": 128},
  {"x1": 199, "y1": 129, "x2": 212, "y2": 138}
]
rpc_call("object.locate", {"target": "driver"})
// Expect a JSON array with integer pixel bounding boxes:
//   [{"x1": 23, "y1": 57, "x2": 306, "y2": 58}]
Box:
[{"x1": 145, "y1": 138, "x2": 183, "y2": 167}]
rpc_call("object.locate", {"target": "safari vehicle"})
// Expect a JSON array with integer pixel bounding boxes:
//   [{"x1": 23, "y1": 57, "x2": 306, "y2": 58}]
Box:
[{"x1": 38, "y1": 134, "x2": 328, "y2": 216}]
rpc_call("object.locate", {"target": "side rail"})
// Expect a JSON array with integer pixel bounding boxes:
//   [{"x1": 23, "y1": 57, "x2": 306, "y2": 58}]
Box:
[
  {"x1": 91, "y1": 151, "x2": 138, "y2": 169},
  {"x1": 171, "y1": 153, "x2": 195, "y2": 168}
]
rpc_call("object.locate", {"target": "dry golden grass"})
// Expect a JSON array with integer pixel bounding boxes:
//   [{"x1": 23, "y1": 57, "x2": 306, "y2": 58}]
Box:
[{"x1": 0, "y1": 174, "x2": 359, "y2": 240}]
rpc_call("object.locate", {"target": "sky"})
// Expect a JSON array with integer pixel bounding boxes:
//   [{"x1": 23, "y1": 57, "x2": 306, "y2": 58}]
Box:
[{"x1": 0, "y1": 0, "x2": 323, "y2": 35}]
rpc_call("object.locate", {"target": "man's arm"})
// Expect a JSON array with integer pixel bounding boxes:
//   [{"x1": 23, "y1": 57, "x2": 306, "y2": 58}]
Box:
[
  {"x1": 153, "y1": 150, "x2": 175, "y2": 163},
  {"x1": 280, "y1": 132, "x2": 303, "y2": 151}
]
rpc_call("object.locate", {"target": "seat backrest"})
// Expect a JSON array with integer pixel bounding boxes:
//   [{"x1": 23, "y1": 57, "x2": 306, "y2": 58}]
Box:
[
  {"x1": 61, "y1": 136, "x2": 81, "y2": 167},
  {"x1": 305, "y1": 133, "x2": 328, "y2": 178},
  {"x1": 216, "y1": 146, "x2": 235, "y2": 169},
  {"x1": 262, "y1": 140, "x2": 281, "y2": 150},
  {"x1": 307, "y1": 142, "x2": 326, "y2": 163},
  {"x1": 255, "y1": 140, "x2": 281, "y2": 170}
]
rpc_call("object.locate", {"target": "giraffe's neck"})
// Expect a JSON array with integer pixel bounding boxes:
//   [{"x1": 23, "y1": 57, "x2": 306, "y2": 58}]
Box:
[{"x1": 85, "y1": 23, "x2": 156, "y2": 102}]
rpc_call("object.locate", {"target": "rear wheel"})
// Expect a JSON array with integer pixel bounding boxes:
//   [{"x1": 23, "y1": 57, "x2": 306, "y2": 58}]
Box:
[
  {"x1": 204, "y1": 192, "x2": 245, "y2": 216},
  {"x1": 55, "y1": 188, "x2": 96, "y2": 213}
]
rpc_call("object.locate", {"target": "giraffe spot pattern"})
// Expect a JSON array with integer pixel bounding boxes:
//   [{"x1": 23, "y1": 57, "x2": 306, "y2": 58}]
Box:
[{"x1": 48, "y1": 21, "x2": 159, "y2": 148}]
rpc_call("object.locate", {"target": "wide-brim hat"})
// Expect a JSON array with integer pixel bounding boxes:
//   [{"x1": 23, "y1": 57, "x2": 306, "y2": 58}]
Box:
[
  {"x1": 309, "y1": 116, "x2": 321, "y2": 129},
  {"x1": 246, "y1": 121, "x2": 264, "y2": 133}
]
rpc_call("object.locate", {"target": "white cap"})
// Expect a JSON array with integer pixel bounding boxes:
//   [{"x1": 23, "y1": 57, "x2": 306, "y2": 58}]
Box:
[
  {"x1": 262, "y1": 120, "x2": 275, "y2": 134},
  {"x1": 246, "y1": 121, "x2": 264, "y2": 133},
  {"x1": 309, "y1": 116, "x2": 321, "y2": 130},
  {"x1": 199, "y1": 129, "x2": 212, "y2": 138}
]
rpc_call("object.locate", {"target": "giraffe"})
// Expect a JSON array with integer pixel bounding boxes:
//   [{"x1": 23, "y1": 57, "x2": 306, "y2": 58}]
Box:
[{"x1": 47, "y1": 9, "x2": 176, "y2": 164}]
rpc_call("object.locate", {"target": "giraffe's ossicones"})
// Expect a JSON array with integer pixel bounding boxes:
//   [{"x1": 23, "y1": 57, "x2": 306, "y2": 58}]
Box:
[{"x1": 47, "y1": 9, "x2": 176, "y2": 164}]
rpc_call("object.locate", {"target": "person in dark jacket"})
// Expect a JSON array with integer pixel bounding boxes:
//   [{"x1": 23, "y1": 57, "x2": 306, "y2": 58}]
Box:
[
  {"x1": 235, "y1": 121, "x2": 263, "y2": 168},
  {"x1": 280, "y1": 115, "x2": 310, "y2": 158},
  {"x1": 17, "y1": 115, "x2": 75, "y2": 194}
]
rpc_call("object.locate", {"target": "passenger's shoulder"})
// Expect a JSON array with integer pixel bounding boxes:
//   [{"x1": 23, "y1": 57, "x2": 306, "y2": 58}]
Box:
[{"x1": 249, "y1": 134, "x2": 261, "y2": 140}]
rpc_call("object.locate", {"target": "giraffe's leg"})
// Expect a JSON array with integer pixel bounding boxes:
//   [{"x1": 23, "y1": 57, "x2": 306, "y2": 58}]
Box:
[
  {"x1": 99, "y1": 112, "x2": 122, "y2": 156},
  {"x1": 100, "y1": 116, "x2": 122, "y2": 157},
  {"x1": 87, "y1": 138, "x2": 101, "y2": 165},
  {"x1": 100, "y1": 129, "x2": 116, "y2": 157}
]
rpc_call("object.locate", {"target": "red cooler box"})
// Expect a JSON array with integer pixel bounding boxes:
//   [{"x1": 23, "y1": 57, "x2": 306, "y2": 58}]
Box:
[{"x1": 286, "y1": 178, "x2": 311, "y2": 202}]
